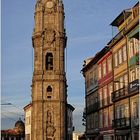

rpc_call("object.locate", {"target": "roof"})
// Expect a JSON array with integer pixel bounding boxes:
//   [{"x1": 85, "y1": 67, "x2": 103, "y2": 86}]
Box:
[
  {"x1": 23, "y1": 102, "x2": 32, "y2": 110},
  {"x1": 1, "y1": 129, "x2": 19, "y2": 136},
  {"x1": 82, "y1": 46, "x2": 110, "y2": 72},
  {"x1": 110, "y1": 9, "x2": 132, "y2": 27}
]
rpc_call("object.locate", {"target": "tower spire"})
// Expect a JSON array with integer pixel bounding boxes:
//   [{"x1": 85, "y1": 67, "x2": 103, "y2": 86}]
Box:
[{"x1": 31, "y1": 0, "x2": 67, "y2": 139}]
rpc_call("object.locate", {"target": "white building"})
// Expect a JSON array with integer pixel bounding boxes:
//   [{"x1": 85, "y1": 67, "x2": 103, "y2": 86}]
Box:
[{"x1": 24, "y1": 103, "x2": 32, "y2": 140}]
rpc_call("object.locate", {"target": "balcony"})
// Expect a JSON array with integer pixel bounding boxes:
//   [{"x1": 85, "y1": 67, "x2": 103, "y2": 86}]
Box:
[
  {"x1": 86, "y1": 102, "x2": 99, "y2": 114},
  {"x1": 112, "y1": 117, "x2": 130, "y2": 129},
  {"x1": 112, "y1": 87, "x2": 128, "y2": 102}
]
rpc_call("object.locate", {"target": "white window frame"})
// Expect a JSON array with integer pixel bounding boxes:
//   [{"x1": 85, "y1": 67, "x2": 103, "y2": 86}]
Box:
[
  {"x1": 103, "y1": 61, "x2": 106, "y2": 76},
  {"x1": 122, "y1": 45, "x2": 127, "y2": 61},
  {"x1": 107, "y1": 57, "x2": 112, "y2": 72},
  {"x1": 120, "y1": 77, "x2": 124, "y2": 89},
  {"x1": 114, "y1": 52, "x2": 118, "y2": 67},
  {"x1": 98, "y1": 64, "x2": 102, "y2": 79},
  {"x1": 130, "y1": 69, "x2": 136, "y2": 82},
  {"x1": 118, "y1": 49, "x2": 122, "y2": 64},
  {"x1": 99, "y1": 111, "x2": 103, "y2": 128},
  {"x1": 99, "y1": 88, "x2": 102, "y2": 107},
  {"x1": 103, "y1": 86, "x2": 107, "y2": 105},
  {"x1": 104, "y1": 110, "x2": 108, "y2": 127},
  {"x1": 129, "y1": 39, "x2": 135, "y2": 58},
  {"x1": 136, "y1": 67, "x2": 139, "y2": 79},
  {"x1": 134, "y1": 38, "x2": 139, "y2": 54},
  {"x1": 108, "y1": 83, "x2": 113, "y2": 103}
]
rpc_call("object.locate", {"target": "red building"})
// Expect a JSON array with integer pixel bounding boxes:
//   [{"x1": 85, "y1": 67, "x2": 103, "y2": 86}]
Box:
[{"x1": 97, "y1": 47, "x2": 114, "y2": 140}]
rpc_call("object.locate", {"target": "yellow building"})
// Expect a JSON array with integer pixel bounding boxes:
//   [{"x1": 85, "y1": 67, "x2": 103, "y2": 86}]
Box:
[
  {"x1": 82, "y1": 2, "x2": 139, "y2": 140},
  {"x1": 109, "y1": 2, "x2": 139, "y2": 140}
]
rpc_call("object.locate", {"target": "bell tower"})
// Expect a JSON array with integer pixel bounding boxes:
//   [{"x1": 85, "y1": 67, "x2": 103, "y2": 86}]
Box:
[{"x1": 31, "y1": 0, "x2": 67, "y2": 140}]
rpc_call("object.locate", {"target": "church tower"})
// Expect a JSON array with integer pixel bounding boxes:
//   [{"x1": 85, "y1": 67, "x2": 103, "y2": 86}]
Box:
[{"x1": 31, "y1": 0, "x2": 67, "y2": 140}]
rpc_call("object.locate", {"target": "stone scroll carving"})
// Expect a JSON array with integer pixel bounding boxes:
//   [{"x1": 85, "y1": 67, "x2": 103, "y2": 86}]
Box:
[
  {"x1": 46, "y1": 110, "x2": 56, "y2": 139},
  {"x1": 44, "y1": 29, "x2": 55, "y2": 46}
]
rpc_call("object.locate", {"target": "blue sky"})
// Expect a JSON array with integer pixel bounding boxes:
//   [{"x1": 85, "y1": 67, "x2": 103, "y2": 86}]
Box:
[{"x1": 2, "y1": 0, "x2": 138, "y2": 132}]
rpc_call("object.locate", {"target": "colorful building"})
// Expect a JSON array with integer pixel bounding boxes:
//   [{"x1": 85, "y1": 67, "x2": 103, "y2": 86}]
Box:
[
  {"x1": 109, "y1": 2, "x2": 139, "y2": 140},
  {"x1": 97, "y1": 47, "x2": 114, "y2": 140},
  {"x1": 82, "y1": 2, "x2": 139, "y2": 140}
]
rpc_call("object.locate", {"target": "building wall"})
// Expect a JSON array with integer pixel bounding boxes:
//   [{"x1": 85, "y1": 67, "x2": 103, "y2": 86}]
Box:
[
  {"x1": 25, "y1": 105, "x2": 32, "y2": 140},
  {"x1": 82, "y1": 2, "x2": 139, "y2": 140}
]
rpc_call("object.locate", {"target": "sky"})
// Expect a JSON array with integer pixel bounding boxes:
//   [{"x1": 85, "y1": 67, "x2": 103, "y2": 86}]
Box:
[{"x1": 1, "y1": 0, "x2": 138, "y2": 132}]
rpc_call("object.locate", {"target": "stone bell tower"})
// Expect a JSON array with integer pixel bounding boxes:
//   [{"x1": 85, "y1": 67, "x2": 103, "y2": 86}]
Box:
[{"x1": 31, "y1": 0, "x2": 67, "y2": 140}]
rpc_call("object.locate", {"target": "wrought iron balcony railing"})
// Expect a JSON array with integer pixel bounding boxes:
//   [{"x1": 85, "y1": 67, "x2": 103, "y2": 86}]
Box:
[
  {"x1": 131, "y1": 117, "x2": 139, "y2": 127},
  {"x1": 86, "y1": 102, "x2": 99, "y2": 114},
  {"x1": 112, "y1": 117, "x2": 130, "y2": 128},
  {"x1": 112, "y1": 86, "x2": 128, "y2": 101}
]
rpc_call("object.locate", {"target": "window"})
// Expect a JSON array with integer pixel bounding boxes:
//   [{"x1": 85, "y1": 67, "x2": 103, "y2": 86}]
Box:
[
  {"x1": 132, "y1": 101, "x2": 138, "y2": 118},
  {"x1": 116, "y1": 106, "x2": 120, "y2": 119},
  {"x1": 104, "y1": 110, "x2": 108, "y2": 127},
  {"x1": 134, "y1": 38, "x2": 139, "y2": 53},
  {"x1": 130, "y1": 70, "x2": 136, "y2": 82},
  {"x1": 47, "y1": 86, "x2": 52, "y2": 93},
  {"x1": 136, "y1": 67, "x2": 139, "y2": 79},
  {"x1": 120, "y1": 105, "x2": 125, "y2": 118},
  {"x1": 124, "y1": 74, "x2": 128, "y2": 86},
  {"x1": 103, "y1": 61, "x2": 106, "y2": 76},
  {"x1": 99, "y1": 111, "x2": 103, "y2": 128},
  {"x1": 108, "y1": 83, "x2": 113, "y2": 103},
  {"x1": 114, "y1": 52, "x2": 118, "y2": 67},
  {"x1": 124, "y1": 105, "x2": 129, "y2": 118},
  {"x1": 99, "y1": 89, "x2": 102, "y2": 107},
  {"x1": 120, "y1": 77, "x2": 124, "y2": 88},
  {"x1": 118, "y1": 49, "x2": 122, "y2": 64},
  {"x1": 98, "y1": 64, "x2": 102, "y2": 79},
  {"x1": 110, "y1": 109, "x2": 113, "y2": 125},
  {"x1": 122, "y1": 46, "x2": 127, "y2": 61},
  {"x1": 46, "y1": 53, "x2": 53, "y2": 70},
  {"x1": 107, "y1": 57, "x2": 112, "y2": 72},
  {"x1": 26, "y1": 117, "x2": 31, "y2": 125},
  {"x1": 95, "y1": 113, "x2": 98, "y2": 128},
  {"x1": 129, "y1": 39, "x2": 135, "y2": 58},
  {"x1": 115, "y1": 82, "x2": 119, "y2": 91},
  {"x1": 86, "y1": 74, "x2": 90, "y2": 89},
  {"x1": 89, "y1": 72, "x2": 93, "y2": 86},
  {"x1": 103, "y1": 86, "x2": 107, "y2": 105}
]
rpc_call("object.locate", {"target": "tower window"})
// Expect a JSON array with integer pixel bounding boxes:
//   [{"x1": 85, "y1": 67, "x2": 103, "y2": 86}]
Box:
[
  {"x1": 47, "y1": 85, "x2": 52, "y2": 93},
  {"x1": 46, "y1": 53, "x2": 53, "y2": 70}
]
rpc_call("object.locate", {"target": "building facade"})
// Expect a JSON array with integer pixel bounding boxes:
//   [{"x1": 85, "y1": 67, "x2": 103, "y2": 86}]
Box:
[
  {"x1": 98, "y1": 49, "x2": 114, "y2": 140},
  {"x1": 31, "y1": 0, "x2": 67, "y2": 140},
  {"x1": 24, "y1": 103, "x2": 32, "y2": 140},
  {"x1": 1, "y1": 119, "x2": 25, "y2": 140},
  {"x1": 82, "y1": 2, "x2": 139, "y2": 140},
  {"x1": 67, "y1": 104, "x2": 75, "y2": 140},
  {"x1": 110, "y1": 2, "x2": 139, "y2": 140},
  {"x1": 24, "y1": 103, "x2": 74, "y2": 140}
]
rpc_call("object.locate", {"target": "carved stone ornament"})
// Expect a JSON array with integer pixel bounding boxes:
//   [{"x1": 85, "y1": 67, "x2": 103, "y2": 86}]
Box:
[
  {"x1": 44, "y1": 0, "x2": 56, "y2": 14},
  {"x1": 44, "y1": 29, "x2": 55, "y2": 45},
  {"x1": 46, "y1": 110, "x2": 56, "y2": 137},
  {"x1": 46, "y1": 126, "x2": 56, "y2": 137},
  {"x1": 33, "y1": 38, "x2": 41, "y2": 47}
]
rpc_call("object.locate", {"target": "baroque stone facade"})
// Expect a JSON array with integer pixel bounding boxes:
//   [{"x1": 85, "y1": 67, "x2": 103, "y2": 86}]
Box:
[{"x1": 31, "y1": 0, "x2": 67, "y2": 140}]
